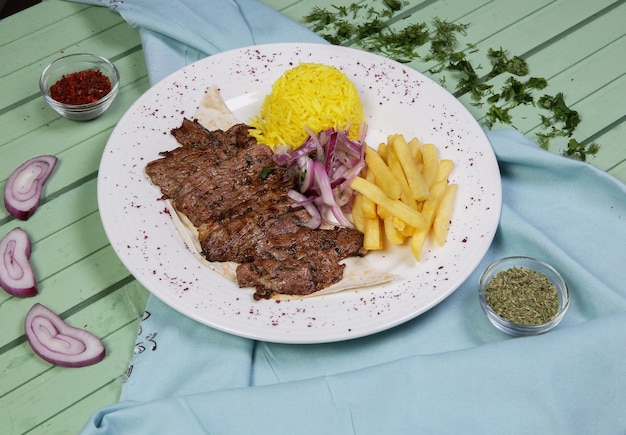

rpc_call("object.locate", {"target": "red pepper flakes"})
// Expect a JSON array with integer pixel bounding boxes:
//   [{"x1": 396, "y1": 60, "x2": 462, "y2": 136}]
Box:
[{"x1": 49, "y1": 69, "x2": 112, "y2": 105}]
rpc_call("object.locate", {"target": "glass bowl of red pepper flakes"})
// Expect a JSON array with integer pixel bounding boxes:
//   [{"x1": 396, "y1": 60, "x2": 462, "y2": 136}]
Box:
[{"x1": 39, "y1": 53, "x2": 119, "y2": 121}]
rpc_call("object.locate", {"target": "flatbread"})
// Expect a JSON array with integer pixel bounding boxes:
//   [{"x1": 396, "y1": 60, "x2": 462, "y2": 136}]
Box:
[
  {"x1": 194, "y1": 85, "x2": 239, "y2": 131},
  {"x1": 162, "y1": 87, "x2": 394, "y2": 299}
]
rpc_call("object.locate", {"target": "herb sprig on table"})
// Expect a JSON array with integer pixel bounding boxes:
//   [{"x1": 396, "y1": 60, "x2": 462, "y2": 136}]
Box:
[{"x1": 303, "y1": 2, "x2": 599, "y2": 161}]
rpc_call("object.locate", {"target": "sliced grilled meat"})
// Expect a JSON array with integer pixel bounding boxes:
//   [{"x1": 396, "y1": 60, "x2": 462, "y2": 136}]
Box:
[
  {"x1": 171, "y1": 143, "x2": 286, "y2": 227},
  {"x1": 235, "y1": 226, "x2": 365, "y2": 299},
  {"x1": 145, "y1": 119, "x2": 367, "y2": 299},
  {"x1": 171, "y1": 118, "x2": 255, "y2": 157},
  {"x1": 236, "y1": 255, "x2": 347, "y2": 300},
  {"x1": 146, "y1": 121, "x2": 255, "y2": 198},
  {"x1": 198, "y1": 201, "x2": 311, "y2": 263}
]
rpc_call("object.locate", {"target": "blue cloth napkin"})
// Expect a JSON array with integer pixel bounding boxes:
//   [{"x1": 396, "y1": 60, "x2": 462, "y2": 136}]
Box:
[{"x1": 71, "y1": 1, "x2": 626, "y2": 433}]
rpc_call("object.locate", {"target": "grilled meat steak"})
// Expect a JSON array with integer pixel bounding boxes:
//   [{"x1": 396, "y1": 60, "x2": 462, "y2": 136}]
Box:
[
  {"x1": 145, "y1": 119, "x2": 366, "y2": 299},
  {"x1": 146, "y1": 120, "x2": 255, "y2": 199}
]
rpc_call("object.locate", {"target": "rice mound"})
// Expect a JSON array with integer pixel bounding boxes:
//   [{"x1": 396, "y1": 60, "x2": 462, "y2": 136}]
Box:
[{"x1": 249, "y1": 63, "x2": 364, "y2": 149}]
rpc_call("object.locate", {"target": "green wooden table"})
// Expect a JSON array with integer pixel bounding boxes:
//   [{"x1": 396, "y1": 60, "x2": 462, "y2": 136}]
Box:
[{"x1": 1, "y1": 0, "x2": 624, "y2": 433}]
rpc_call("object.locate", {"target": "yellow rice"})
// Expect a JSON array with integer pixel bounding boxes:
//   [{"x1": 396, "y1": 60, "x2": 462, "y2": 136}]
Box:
[{"x1": 249, "y1": 63, "x2": 364, "y2": 149}]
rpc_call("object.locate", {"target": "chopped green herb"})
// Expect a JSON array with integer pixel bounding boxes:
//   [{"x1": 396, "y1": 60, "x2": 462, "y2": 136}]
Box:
[
  {"x1": 448, "y1": 55, "x2": 491, "y2": 101},
  {"x1": 259, "y1": 166, "x2": 276, "y2": 180},
  {"x1": 485, "y1": 266, "x2": 559, "y2": 326},
  {"x1": 426, "y1": 18, "x2": 469, "y2": 64},
  {"x1": 383, "y1": 0, "x2": 403, "y2": 12},
  {"x1": 486, "y1": 48, "x2": 529, "y2": 79},
  {"x1": 564, "y1": 138, "x2": 601, "y2": 161},
  {"x1": 485, "y1": 104, "x2": 513, "y2": 129},
  {"x1": 538, "y1": 92, "x2": 581, "y2": 134}
]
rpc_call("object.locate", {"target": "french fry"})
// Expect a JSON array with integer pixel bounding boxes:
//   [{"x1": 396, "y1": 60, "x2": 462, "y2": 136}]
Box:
[
  {"x1": 391, "y1": 216, "x2": 406, "y2": 232},
  {"x1": 433, "y1": 183, "x2": 458, "y2": 246},
  {"x1": 384, "y1": 216, "x2": 405, "y2": 245},
  {"x1": 363, "y1": 216, "x2": 383, "y2": 250},
  {"x1": 386, "y1": 145, "x2": 419, "y2": 210},
  {"x1": 410, "y1": 228, "x2": 428, "y2": 261},
  {"x1": 435, "y1": 159, "x2": 454, "y2": 183},
  {"x1": 365, "y1": 146, "x2": 402, "y2": 199},
  {"x1": 377, "y1": 142, "x2": 388, "y2": 162},
  {"x1": 350, "y1": 176, "x2": 426, "y2": 230},
  {"x1": 391, "y1": 135, "x2": 429, "y2": 201},
  {"x1": 421, "y1": 143, "x2": 439, "y2": 188},
  {"x1": 351, "y1": 191, "x2": 366, "y2": 233},
  {"x1": 351, "y1": 133, "x2": 457, "y2": 262},
  {"x1": 408, "y1": 137, "x2": 423, "y2": 164},
  {"x1": 409, "y1": 179, "x2": 447, "y2": 261},
  {"x1": 360, "y1": 169, "x2": 378, "y2": 219},
  {"x1": 377, "y1": 205, "x2": 392, "y2": 220},
  {"x1": 401, "y1": 223, "x2": 416, "y2": 238},
  {"x1": 422, "y1": 179, "x2": 448, "y2": 227}
]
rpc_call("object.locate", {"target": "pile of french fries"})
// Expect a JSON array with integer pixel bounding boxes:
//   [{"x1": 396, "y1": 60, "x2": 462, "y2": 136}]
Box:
[{"x1": 350, "y1": 134, "x2": 458, "y2": 261}]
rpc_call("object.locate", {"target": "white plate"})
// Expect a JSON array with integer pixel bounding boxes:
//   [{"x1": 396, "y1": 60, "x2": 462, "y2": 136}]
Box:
[{"x1": 98, "y1": 43, "x2": 501, "y2": 344}]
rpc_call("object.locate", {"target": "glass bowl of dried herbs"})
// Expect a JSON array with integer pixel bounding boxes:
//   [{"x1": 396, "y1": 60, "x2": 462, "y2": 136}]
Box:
[
  {"x1": 478, "y1": 256, "x2": 570, "y2": 336},
  {"x1": 39, "y1": 53, "x2": 119, "y2": 121}
]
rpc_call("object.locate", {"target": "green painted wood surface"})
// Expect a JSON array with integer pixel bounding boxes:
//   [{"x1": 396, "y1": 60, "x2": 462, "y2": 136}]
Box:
[
  {"x1": 0, "y1": 1, "x2": 150, "y2": 433},
  {"x1": 0, "y1": 0, "x2": 624, "y2": 433}
]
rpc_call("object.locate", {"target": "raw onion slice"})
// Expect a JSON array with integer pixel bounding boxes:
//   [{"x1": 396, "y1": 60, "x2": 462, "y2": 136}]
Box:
[
  {"x1": 24, "y1": 303, "x2": 106, "y2": 368},
  {"x1": 4, "y1": 155, "x2": 58, "y2": 220},
  {"x1": 288, "y1": 189, "x2": 321, "y2": 229},
  {"x1": 274, "y1": 126, "x2": 367, "y2": 229},
  {"x1": 0, "y1": 227, "x2": 37, "y2": 297}
]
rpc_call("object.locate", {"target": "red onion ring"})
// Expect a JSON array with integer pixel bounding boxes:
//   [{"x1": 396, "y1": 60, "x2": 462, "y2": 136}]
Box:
[
  {"x1": 24, "y1": 303, "x2": 106, "y2": 368},
  {"x1": 288, "y1": 189, "x2": 321, "y2": 229},
  {"x1": 4, "y1": 155, "x2": 58, "y2": 220},
  {"x1": 0, "y1": 227, "x2": 37, "y2": 297},
  {"x1": 276, "y1": 126, "x2": 367, "y2": 229}
]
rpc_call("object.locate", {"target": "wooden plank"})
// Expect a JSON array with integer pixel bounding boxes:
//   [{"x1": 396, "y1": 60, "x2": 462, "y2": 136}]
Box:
[
  {"x1": 0, "y1": 22, "x2": 143, "y2": 120},
  {"x1": 0, "y1": 75, "x2": 145, "y2": 192},
  {"x1": 0, "y1": 58, "x2": 150, "y2": 222},
  {"x1": 0, "y1": 237, "x2": 134, "y2": 331},
  {"x1": 609, "y1": 161, "x2": 626, "y2": 183},
  {"x1": 591, "y1": 119, "x2": 626, "y2": 178},
  {"x1": 522, "y1": 40, "x2": 626, "y2": 151},
  {"x1": 526, "y1": 73, "x2": 626, "y2": 148},
  {"x1": 0, "y1": 2, "x2": 125, "y2": 75},
  {"x1": 466, "y1": 4, "x2": 626, "y2": 114},
  {"x1": 0, "y1": 283, "x2": 148, "y2": 434},
  {"x1": 0, "y1": 250, "x2": 137, "y2": 393},
  {"x1": 462, "y1": 7, "x2": 626, "y2": 163},
  {"x1": 427, "y1": 0, "x2": 617, "y2": 76},
  {"x1": 0, "y1": 42, "x2": 148, "y2": 153},
  {"x1": 31, "y1": 381, "x2": 122, "y2": 434},
  {"x1": 0, "y1": 0, "x2": 91, "y2": 47},
  {"x1": 0, "y1": 213, "x2": 113, "y2": 342},
  {"x1": 0, "y1": 4, "x2": 151, "y2": 433}
]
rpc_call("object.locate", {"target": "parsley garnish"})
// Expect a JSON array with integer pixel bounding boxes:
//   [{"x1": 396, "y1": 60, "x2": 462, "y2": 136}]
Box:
[
  {"x1": 259, "y1": 166, "x2": 276, "y2": 180},
  {"x1": 303, "y1": 1, "x2": 600, "y2": 160}
]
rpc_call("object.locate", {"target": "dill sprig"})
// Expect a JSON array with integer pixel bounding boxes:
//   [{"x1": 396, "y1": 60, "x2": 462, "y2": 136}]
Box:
[{"x1": 303, "y1": 1, "x2": 600, "y2": 160}]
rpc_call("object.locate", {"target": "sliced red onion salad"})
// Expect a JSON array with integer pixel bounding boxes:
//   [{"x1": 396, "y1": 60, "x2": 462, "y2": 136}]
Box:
[
  {"x1": 0, "y1": 227, "x2": 37, "y2": 298},
  {"x1": 274, "y1": 126, "x2": 367, "y2": 228},
  {"x1": 24, "y1": 303, "x2": 106, "y2": 368},
  {"x1": 4, "y1": 155, "x2": 58, "y2": 220}
]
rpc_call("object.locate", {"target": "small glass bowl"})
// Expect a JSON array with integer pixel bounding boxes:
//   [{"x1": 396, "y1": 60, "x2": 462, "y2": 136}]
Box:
[
  {"x1": 39, "y1": 53, "x2": 119, "y2": 121},
  {"x1": 478, "y1": 256, "x2": 569, "y2": 336}
]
